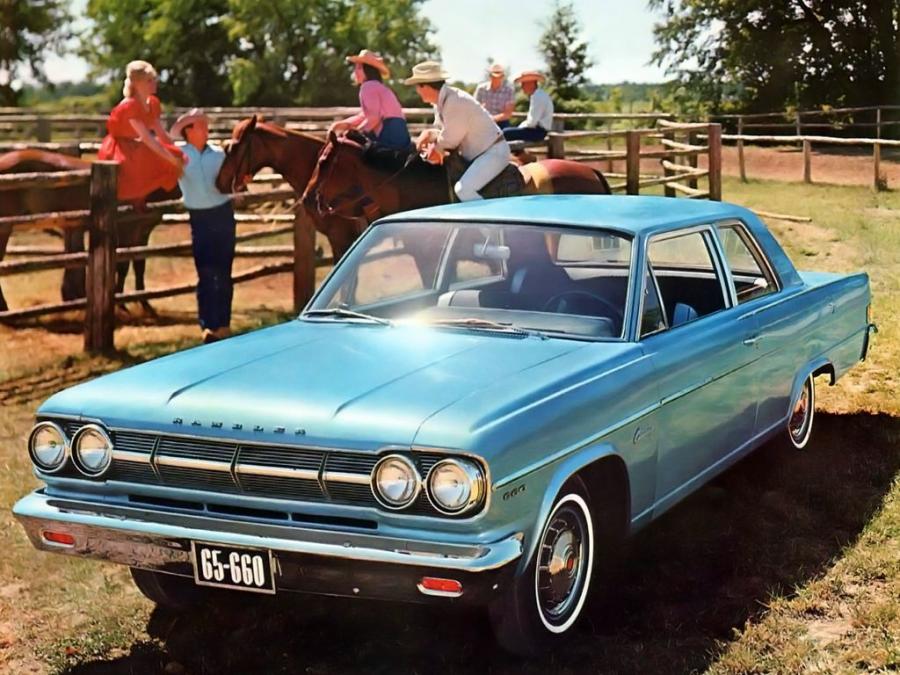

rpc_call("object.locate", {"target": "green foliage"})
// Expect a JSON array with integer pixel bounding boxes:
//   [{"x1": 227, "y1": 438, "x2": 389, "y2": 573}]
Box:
[
  {"x1": 538, "y1": 0, "x2": 592, "y2": 100},
  {"x1": 649, "y1": 0, "x2": 900, "y2": 113},
  {"x1": 0, "y1": 0, "x2": 71, "y2": 105},
  {"x1": 81, "y1": 0, "x2": 437, "y2": 107}
]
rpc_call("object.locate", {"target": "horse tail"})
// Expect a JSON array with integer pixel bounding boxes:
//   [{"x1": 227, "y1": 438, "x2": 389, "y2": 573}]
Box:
[{"x1": 591, "y1": 168, "x2": 612, "y2": 195}]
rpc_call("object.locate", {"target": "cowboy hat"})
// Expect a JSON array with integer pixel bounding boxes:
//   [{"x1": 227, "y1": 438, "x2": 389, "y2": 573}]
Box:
[
  {"x1": 404, "y1": 61, "x2": 450, "y2": 85},
  {"x1": 171, "y1": 107, "x2": 207, "y2": 135},
  {"x1": 514, "y1": 70, "x2": 546, "y2": 84},
  {"x1": 346, "y1": 49, "x2": 390, "y2": 78},
  {"x1": 488, "y1": 63, "x2": 505, "y2": 77}
]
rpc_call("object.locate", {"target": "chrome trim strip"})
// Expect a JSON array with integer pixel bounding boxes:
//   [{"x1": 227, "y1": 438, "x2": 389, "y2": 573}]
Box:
[
  {"x1": 322, "y1": 471, "x2": 371, "y2": 485},
  {"x1": 154, "y1": 455, "x2": 232, "y2": 472},
  {"x1": 113, "y1": 450, "x2": 152, "y2": 464},
  {"x1": 236, "y1": 463, "x2": 319, "y2": 481},
  {"x1": 13, "y1": 491, "x2": 523, "y2": 573}
]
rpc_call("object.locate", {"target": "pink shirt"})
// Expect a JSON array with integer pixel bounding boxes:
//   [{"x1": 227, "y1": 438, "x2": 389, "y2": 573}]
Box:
[{"x1": 345, "y1": 80, "x2": 405, "y2": 134}]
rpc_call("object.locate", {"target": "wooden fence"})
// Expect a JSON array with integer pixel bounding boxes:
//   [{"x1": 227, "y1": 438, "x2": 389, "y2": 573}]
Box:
[{"x1": 0, "y1": 163, "x2": 326, "y2": 352}]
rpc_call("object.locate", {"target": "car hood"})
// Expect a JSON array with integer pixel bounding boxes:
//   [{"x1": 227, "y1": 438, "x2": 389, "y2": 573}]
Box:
[{"x1": 40, "y1": 320, "x2": 597, "y2": 449}]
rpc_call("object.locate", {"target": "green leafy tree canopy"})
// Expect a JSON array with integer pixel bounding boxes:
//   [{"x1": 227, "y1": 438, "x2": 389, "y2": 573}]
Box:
[
  {"x1": 538, "y1": 0, "x2": 593, "y2": 100},
  {"x1": 649, "y1": 0, "x2": 900, "y2": 113},
  {"x1": 0, "y1": 0, "x2": 70, "y2": 105}
]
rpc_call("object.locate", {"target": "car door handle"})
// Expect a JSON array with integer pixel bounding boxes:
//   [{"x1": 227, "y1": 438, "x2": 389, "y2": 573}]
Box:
[{"x1": 743, "y1": 336, "x2": 762, "y2": 346}]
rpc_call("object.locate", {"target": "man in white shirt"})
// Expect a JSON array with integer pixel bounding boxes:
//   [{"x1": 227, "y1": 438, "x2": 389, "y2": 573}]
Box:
[
  {"x1": 170, "y1": 109, "x2": 236, "y2": 343},
  {"x1": 405, "y1": 61, "x2": 510, "y2": 202},
  {"x1": 503, "y1": 71, "x2": 554, "y2": 142}
]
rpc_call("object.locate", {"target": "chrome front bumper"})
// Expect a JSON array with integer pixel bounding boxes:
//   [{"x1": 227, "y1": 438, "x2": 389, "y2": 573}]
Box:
[{"x1": 13, "y1": 490, "x2": 523, "y2": 576}]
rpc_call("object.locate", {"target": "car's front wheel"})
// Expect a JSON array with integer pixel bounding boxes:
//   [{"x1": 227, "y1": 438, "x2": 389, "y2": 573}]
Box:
[
  {"x1": 489, "y1": 478, "x2": 594, "y2": 655},
  {"x1": 130, "y1": 568, "x2": 208, "y2": 611}
]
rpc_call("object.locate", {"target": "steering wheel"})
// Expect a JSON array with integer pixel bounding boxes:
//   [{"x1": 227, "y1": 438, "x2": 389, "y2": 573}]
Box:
[{"x1": 541, "y1": 290, "x2": 623, "y2": 324}]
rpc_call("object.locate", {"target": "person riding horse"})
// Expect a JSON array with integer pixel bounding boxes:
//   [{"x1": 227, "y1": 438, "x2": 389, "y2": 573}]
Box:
[
  {"x1": 330, "y1": 50, "x2": 411, "y2": 151},
  {"x1": 406, "y1": 61, "x2": 511, "y2": 202}
]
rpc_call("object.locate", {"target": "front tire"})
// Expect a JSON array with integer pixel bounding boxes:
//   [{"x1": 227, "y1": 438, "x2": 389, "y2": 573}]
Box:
[
  {"x1": 489, "y1": 479, "x2": 594, "y2": 655},
  {"x1": 130, "y1": 568, "x2": 208, "y2": 611}
]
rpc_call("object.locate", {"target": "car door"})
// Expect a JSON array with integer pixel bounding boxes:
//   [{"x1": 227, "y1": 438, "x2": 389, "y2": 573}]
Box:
[{"x1": 638, "y1": 226, "x2": 759, "y2": 515}]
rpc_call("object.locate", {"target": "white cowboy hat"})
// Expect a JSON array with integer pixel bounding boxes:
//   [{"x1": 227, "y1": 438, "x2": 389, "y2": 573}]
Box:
[
  {"x1": 171, "y1": 107, "x2": 207, "y2": 135},
  {"x1": 488, "y1": 63, "x2": 505, "y2": 77},
  {"x1": 514, "y1": 70, "x2": 546, "y2": 84},
  {"x1": 404, "y1": 61, "x2": 450, "y2": 85},
  {"x1": 346, "y1": 49, "x2": 390, "y2": 78}
]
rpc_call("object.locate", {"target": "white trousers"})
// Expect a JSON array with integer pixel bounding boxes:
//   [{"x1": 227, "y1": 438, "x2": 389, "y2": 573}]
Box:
[{"x1": 454, "y1": 141, "x2": 511, "y2": 201}]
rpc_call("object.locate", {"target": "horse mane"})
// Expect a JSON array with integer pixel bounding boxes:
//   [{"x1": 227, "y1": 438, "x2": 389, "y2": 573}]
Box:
[{"x1": 0, "y1": 149, "x2": 91, "y2": 174}]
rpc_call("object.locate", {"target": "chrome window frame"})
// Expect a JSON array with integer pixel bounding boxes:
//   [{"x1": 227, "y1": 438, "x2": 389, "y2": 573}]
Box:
[
  {"x1": 714, "y1": 219, "x2": 782, "y2": 303},
  {"x1": 637, "y1": 261, "x2": 668, "y2": 339}
]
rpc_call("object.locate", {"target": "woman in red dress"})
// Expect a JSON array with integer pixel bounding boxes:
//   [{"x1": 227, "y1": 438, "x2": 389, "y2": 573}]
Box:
[{"x1": 98, "y1": 60, "x2": 184, "y2": 201}]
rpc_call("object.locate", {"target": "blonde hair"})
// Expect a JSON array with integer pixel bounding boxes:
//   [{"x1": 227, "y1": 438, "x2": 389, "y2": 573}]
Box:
[{"x1": 123, "y1": 60, "x2": 158, "y2": 98}]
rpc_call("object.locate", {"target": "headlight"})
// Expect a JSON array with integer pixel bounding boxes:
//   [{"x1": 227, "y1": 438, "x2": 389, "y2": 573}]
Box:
[
  {"x1": 28, "y1": 422, "x2": 68, "y2": 473},
  {"x1": 372, "y1": 454, "x2": 421, "y2": 509},
  {"x1": 427, "y1": 458, "x2": 485, "y2": 515},
  {"x1": 72, "y1": 424, "x2": 113, "y2": 477}
]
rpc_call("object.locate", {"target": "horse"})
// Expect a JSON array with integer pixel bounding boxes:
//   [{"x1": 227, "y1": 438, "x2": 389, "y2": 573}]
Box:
[
  {"x1": 300, "y1": 133, "x2": 612, "y2": 256},
  {"x1": 0, "y1": 149, "x2": 173, "y2": 313}
]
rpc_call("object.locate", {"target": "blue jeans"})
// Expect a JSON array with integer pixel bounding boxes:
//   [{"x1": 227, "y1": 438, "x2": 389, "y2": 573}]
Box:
[
  {"x1": 374, "y1": 117, "x2": 411, "y2": 149},
  {"x1": 503, "y1": 126, "x2": 547, "y2": 142},
  {"x1": 189, "y1": 201, "x2": 235, "y2": 330}
]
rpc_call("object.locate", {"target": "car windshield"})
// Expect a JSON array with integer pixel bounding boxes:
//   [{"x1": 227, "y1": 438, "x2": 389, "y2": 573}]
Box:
[{"x1": 307, "y1": 220, "x2": 633, "y2": 340}]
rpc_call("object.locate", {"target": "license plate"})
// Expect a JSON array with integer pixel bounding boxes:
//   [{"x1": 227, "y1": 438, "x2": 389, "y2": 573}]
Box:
[{"x1": 191, "y1": 542, "x2": 276, "y2": 594}]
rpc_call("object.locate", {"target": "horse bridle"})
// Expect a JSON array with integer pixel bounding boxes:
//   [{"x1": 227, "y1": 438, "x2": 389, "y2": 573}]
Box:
[{"x1": 227, "y1": 128, "x2": 255, "y2": 193}]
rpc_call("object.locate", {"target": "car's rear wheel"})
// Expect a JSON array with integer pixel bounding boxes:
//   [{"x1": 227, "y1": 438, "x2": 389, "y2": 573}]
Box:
[
  {"x1": 785, "y1": 374, "x2": 815, "y2": 449},
  {"x1": 489, "y1": 478, "x2": 594, "y2": 656},
  {"x1": 130, "y1": 568, "x2": 208, "y2": 611}
]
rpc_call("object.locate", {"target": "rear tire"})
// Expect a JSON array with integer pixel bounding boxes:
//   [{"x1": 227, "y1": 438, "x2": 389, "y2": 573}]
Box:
[
  {"x1": 130, "y1": 568, "x2": 207, "y2": 611},
  {"x1": 489, "y1": 478, "x2": 595, "y2": 656},
  {"x1": 782, "y1": 374, "x2": 815, "y2": 450}
]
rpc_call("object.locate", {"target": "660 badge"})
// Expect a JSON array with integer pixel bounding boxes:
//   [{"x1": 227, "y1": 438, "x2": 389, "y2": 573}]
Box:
[{"x1": 191, "y1": 542, "x2": 276, "y2": 594}]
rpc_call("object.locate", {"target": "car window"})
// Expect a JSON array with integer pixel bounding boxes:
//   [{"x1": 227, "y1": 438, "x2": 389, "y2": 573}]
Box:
[
  {"x1": 639, "y1": 264, "x2": 666, "y2": 338},
  {"x1": 716, "y1": 223, "x2": 778, "y2": 304},
  {"x1": 648, "y1": 229, "x2": 726, "y2": 326},
  {"x1": 556, "y1": 233, "x2": 631, "y2": 264}
]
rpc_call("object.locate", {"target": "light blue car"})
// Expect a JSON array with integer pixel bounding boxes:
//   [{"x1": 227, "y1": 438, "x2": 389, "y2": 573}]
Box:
[{"x1": 14, "y1": 195, "x2": 874, "y2": 654}]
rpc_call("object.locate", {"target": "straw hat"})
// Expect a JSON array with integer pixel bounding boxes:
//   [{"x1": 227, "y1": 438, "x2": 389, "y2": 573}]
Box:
[
  {"x1": 488, "y1": 63, "x2": 505, "y2": 77},
  {"x1": 347, "y1": 49, "x2": 390, "y2": 78},
  {"x1": 171, "y1": 107, "x2": 207, "y2": 135},
  {"x1": 404, "y1": 61, "x2": 450, "y2": 85},
  {"x1": 514, "y1": 70, "x2": 546, "y2": 84}
]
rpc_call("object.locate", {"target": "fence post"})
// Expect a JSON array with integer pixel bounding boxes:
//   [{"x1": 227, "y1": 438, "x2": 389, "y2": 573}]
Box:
[
  {"x1": 874, "y1": 108, "x2": 884, "y2": 191},
  {"x1": 662, "y1": 130, "x2": 675, "y2": 197},
  {"x1": 35, "y1": 115, "x2": 52, "y2": 142},
  {"x1": 625, "y1": 131, "x2": 641, "y2": 195},
  {"x1": 795, "y1": 110, "x2": 802, "y2": 137},
  {"x1": 707, "y1": 124, "x2": 722, "y2": 201},
  {"x1": 803, "y1": 139, "x2": 812, "y2": 183},
  {"x1": 687, "y1": 130, "x2": 699, "y2": 190},
  {"x1": 737, "y1": 116, "x2": 747, "y2": 182},
  {"x1": 548, "y1": 118, "x2": 566, "y2": 159},
  {"x1": 84, "y1": 161, "x2": 118, "y2": 353},
  {"x1": 605, "y1": 120, "x2": 614, "y2": 173},
  {"x1": 293, "y1": 208, "x2": 317, "y2": 313}
]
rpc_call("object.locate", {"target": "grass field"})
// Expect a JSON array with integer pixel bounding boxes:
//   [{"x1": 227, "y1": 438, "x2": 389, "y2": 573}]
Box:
[{"x1": 0, "y1": 177, "x2": 897, "y2": 674}]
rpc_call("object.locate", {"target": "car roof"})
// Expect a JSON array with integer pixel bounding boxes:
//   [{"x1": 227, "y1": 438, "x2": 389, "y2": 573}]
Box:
[{"x1": 377, "y1": 195, "x2": 756, "y2": 237}]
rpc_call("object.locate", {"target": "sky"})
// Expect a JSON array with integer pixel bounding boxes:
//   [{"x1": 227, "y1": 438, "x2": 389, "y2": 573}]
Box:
[{"x1": 40, "y1": 0, "x2": 667, "y2": 86}]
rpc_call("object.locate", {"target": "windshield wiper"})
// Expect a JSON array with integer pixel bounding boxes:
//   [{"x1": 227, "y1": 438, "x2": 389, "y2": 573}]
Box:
[
  {"x1": 427, "y1": 317, "x2": 546, "y2": 339},
  {"x1": 301, "y1": 307, "x2": 392, "y2": 325}
]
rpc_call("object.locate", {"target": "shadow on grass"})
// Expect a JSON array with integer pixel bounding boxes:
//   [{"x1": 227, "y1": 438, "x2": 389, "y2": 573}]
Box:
[{"x1": 64, "y1": 412, "x2": 900, "y2": 675}]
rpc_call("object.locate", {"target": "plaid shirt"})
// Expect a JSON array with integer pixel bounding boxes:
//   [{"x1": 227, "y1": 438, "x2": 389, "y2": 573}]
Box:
[{"x1": 474, "y1": 80, "x2": 515, "y2": 116}]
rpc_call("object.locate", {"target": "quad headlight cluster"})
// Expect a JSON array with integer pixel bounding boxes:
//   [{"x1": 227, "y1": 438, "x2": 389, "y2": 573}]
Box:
[
  {"x1": 371, "y1": 453, "x2": 486, "y2": 516},
  {"x1": 27, "y1": 421, "x2": 113, "y2": 478}
]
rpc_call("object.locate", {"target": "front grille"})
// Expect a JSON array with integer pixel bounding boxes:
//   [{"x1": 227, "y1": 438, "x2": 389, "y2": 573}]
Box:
[{"x1": 43, "y1": 419, "x2": 480, "y2": 518}]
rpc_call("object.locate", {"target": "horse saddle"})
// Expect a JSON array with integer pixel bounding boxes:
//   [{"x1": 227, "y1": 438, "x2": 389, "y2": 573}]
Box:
[
  {"x1": 445, "y1": 152, "x2": 526, "y2": 200},
  {"x1": 346, "y1": 129, "x2": 416, "y2": 172}
]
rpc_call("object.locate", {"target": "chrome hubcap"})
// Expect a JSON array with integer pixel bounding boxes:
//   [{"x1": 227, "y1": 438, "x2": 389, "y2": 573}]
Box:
[
  {"x1": 537, "y1": 507, "x2": 586, "y2": 622},
  {"x1": 789, "y1": 381, "x2": 811, "y2": 441}
]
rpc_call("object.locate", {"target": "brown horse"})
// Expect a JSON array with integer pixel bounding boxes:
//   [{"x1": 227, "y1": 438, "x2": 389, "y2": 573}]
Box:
[
  {"x1": 300, "y1": 133, "x2": 612, "y2": 250},
  {"x1": 0, "y1": 149, "x2": 172, "y2": 313}
]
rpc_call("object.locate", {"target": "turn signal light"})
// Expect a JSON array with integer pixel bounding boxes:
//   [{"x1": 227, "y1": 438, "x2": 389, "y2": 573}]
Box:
[
  {"x1": 41, "y1": 530, "x2": 75, "y2": 547},
  {"x1": 418, "y1": 577, "x2": 463, "y2": 596}
]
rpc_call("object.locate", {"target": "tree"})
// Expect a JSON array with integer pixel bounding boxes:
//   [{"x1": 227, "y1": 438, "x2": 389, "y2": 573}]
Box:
[
  {"x1": 0, "y1": 0, "x2": 70, "y2": 105},
  {"x1": 538, "y1": 1, "x2": 593, "y2": 100},
  {"x1": 649, "y1": 1, "x2": 900, "y2": 112},
  {"x1": 83, "y1": 0, "x2": 234, "y2": 107}
]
